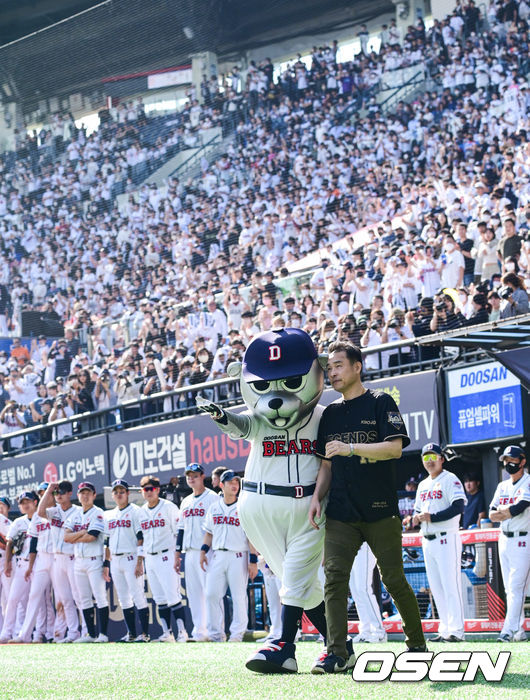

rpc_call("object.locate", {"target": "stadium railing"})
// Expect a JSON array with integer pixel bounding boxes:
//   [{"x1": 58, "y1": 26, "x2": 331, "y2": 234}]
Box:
[{"x1": 3, "y1": 313, "x2": 528, "y2": 456}]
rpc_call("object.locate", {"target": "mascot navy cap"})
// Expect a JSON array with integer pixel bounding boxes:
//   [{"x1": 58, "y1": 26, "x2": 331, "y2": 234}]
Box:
[
  {"x1": 242, "y1": 328, "x2": 318, "y2": 381},
  {"x1": 0, "y1": 496, "x2": 11, "y2": 508}
]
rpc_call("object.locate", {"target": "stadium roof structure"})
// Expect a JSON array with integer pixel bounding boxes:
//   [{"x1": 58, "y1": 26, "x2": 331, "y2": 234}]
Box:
[{"x1": 0, "y1": 0, "x2": 393, "y2": 109}]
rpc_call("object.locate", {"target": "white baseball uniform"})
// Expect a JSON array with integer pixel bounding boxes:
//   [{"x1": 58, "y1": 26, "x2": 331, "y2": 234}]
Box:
[
  {"x1": 0, "y1": 515, "x2": 32, "y2": 641},
  {"x1": 203, "y1": 496, "x2": 250, "y2": 642},
  {"x1": 349, "y1": 542, "x2": 386, "y2": 641},
  {"x1": 223, "y1": 405, "x2": 325, "y2": 609},
  {"x1": 489, "y1": 472, "x2": 530, "y2": 638},
  {"x1": 0, "y1": 513, "x2": 11, "y2": 624},
  {"x1": 140, "y1": 498, "x2": 181, "y2": 607},
  {"x1": 64, "y1": 505, "x2": 107, "y2": 609},
  {"x1": 414, "y1": 469, "x2": 467, "y2": 640},
  {"x1": 17, "y1": 514, "x2": 55, "y2": 642},
  {"x1": 46, "y1": 503, "x2": 83, "y2": 640},
  {"x1": 178, "y1": 488, "x2": 219, "y2": 641},
  {"x1": 105, "y1": 503, "x2": 147, "y2": 611}
]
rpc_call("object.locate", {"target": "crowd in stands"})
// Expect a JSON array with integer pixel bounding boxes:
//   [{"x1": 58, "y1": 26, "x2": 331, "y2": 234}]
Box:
[{"x1": 0, "y1": 0, "x2": 529, "y2": 449}]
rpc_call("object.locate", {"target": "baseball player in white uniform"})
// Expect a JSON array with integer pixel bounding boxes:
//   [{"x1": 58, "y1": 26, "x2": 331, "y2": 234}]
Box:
[
  {"x1": 489, "y1": 445, "x2": 530, "y2": 643},
  {"x1": 0, "y1": 491, "x2": 39, "y2": 642},
  {"x1": 104, "y1": 479, "x2": 150, "y2": 642},
  {"x1": 412, "y1": 443, "x2": 467, "y2": 642},
  {"x1": 349, "y1": 542, "x2": 387, "y2": 643},
  {"x1": 9, "y1": 494, "x2": 56, "y2": 644},
  {"x1": 176, "y1": 463, "x2": 219, "y2": 642},
  {"x1": 200, "y1": 470, "x2": 258, "y2": 642},
  {"x1": 64, "y1": 481, "x2": 109, "y2": 643},
  {"x1": 139, "y1": 475, "x2": 187, "y2": 642},
  {"x1": 38, "y1": 480, "x2": 83, "y2": 642},
  {"x1": 0, "y1": 496, "x2": 12, "y2": 629}
]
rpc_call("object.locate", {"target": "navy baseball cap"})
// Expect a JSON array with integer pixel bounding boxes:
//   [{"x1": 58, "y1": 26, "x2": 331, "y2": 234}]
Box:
[
  {"x1": 220, "y1": 470, "x2": 238, "y2": 483},
  {"x1": 185, "y1": 463, "x2": 204, "y2": 475},
  {"x1": 56, "y1": 480, "x2": 73, "y2": 494},
  {"x1": 37, "y1": 482, "x2": 49, "y2": 492},
  {"x1": 111, "y1": 479, "x2": 129, "y2": 491},
  {"x1": 499, "y1": 445, "x2": 525, "y2": 461},
  {"x1": 18, "y1": 491, "x2": 38, "y2": 502},
  {"x1": 242, "y1": 328, "x2": 318, "y2": 381},
  {"x1": 421, "y1": 443, "x2": 443, "y2": 457},
  {"x1": 0, "y1": 496, "x2": 11, "y2": 508},
  {"x1": 77, "y1": 481, "x2": 96, "y2": 493}
]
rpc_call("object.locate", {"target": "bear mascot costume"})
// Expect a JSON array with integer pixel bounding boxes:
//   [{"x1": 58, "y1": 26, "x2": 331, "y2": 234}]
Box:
[{"x1": 198, "y1": 328, "x2": 355, "y2": 674}]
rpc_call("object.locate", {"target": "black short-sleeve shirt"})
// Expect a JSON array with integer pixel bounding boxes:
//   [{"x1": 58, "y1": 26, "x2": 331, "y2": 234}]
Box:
[{"x1": 316, "y1": 389, "x2": 410, "y2": 523}]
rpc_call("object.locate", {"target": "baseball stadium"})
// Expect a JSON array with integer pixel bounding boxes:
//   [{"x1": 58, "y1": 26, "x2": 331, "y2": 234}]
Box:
[{"x1": 0, "y1": 0, "x2": 528, "y2": 697}]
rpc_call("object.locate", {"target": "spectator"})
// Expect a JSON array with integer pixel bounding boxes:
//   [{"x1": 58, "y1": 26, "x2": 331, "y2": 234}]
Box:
[
  {"x1": 399, "y1": 477, "x2": 418, "y2": 523},
  {"x1": 499, "y1": 273, "x2": 529, "y2": 318},
  {"x1": 462, "y1": 473, "x2": 487, "y2": 529},
  {"x1": 10, "y1": 338, "x2": 30, "y2": 367},
  {"x1": 0, "y1": 399, "x2": 26, "y2": 451},
  {"x1": 497, "y1": 217, "x2": 522, "y2": 266}
]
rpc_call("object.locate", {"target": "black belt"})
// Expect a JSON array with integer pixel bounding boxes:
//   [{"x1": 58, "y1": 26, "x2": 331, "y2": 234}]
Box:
[
  {"x1": 423, "y1": 531, "x2": 447, "y2": 541},
  {"x1": 147, "y1": 549, "x2": 169, "y2": 555},
  {"x1": 113, "y1": 552, "x2": 134, "y2": 556},
  {"x1": 502, "y1": 531, "x2": 528, "y2": 538},
  {"x1": 217, "y1": 548, "x2": 229, "y2": 551},
  {"x1": 242, "y1": 480, "x2": 315, "y2": 499}
]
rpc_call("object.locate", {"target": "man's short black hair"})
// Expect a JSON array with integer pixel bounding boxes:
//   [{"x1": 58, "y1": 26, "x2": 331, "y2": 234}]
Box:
[{"x1": 328, "y1": 341, "x2": 363, "y2": 365}]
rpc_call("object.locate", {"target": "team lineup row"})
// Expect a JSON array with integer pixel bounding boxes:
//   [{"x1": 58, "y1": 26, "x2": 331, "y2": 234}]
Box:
[
  {"x1": 0, "y1": 469, "x2": 257, "y2": 645},
  {"x1": 0, "y1": 444, "x2": 527, "y2": 655}
]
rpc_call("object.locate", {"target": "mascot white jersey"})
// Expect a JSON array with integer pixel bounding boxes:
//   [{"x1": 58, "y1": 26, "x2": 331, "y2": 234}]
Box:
[{"x1": 197, "y1": 328, "x2": 326, "y2": 611}]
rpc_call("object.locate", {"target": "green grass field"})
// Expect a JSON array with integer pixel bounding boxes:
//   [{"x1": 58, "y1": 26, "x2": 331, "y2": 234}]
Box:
[{"x1": 0, "y1": 640, "x2": 527, "y2": 699}]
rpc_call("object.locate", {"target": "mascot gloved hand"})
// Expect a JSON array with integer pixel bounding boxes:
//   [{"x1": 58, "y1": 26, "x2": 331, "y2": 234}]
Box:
[{"x1": 198, "y1": 328, "x2": 331, "y2": 674}]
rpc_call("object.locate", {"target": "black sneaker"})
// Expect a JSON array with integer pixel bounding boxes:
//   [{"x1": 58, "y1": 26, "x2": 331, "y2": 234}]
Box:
[
  {"x1": 443, "y1": 635, "x2": 464, "y2": 643},
  {"x1": 429, "y1": 634, "x2": 445, "y2": 642},
  {"x1": 405, "y1": 644, "x2": 428, "y2": 652},
  {"x1": 246, "y1": 640, "x2": 298, "y2": 674},
  {"x1": 311, "y1": 642, "x2": 356, "y2": 675}
]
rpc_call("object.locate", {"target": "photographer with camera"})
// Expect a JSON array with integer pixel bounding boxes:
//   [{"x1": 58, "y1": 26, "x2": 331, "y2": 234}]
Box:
[
  {"x1": 499, "y1": 272, "x2": 529, "y2": 319},
  {"x1": 381, "y1": 308, "x2": 414, "y2": 368},
  {"x1": 24, "y1": 385, "x2": 50, "y2": 448},
  {"x1": 0, "y1": 400, "x2": 26, "y2": 452},
  {"x1": 175, "y1": 357, "x2": 194, "y2": 409},
  {"x1": 49, "y1": 391, "x2": 75, "y2": 441},
  {"x1": 405, "y1": 297, "x2": 439, "y2": 362},
  {"x1": 429, "y1": 293, "x2": 465, "y2": 333},
  {"x1": 115, "y1": 367, "x2": 142, "y2": 424},
  {"x1": 360, "y1": 311, "x2": 384, "y2": 370},
  {"x1": 94, "y1": 368, "x2": 117, "y2": 427}
]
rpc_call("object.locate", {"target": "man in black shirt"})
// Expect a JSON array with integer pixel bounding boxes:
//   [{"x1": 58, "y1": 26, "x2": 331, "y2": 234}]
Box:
[{"x1": 309, "y1": 341, "x2": 426, "y2": 673}]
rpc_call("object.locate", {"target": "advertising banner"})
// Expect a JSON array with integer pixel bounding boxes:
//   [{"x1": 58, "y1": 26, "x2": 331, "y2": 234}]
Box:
[
  {"x1": 108, "y1": 410, "x2": 251, "y2": 482},
  {"x1": 0, "y1": 434, "x2": 108, "y2": 501},
  {"x1": 446, "y1": 361, "x2": 523, "y2": 445}
]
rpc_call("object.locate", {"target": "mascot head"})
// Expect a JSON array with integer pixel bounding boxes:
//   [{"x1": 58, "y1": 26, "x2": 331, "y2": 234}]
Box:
[{"x1": 227, "y1": 328, "x2": 326, "y2": 430}]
